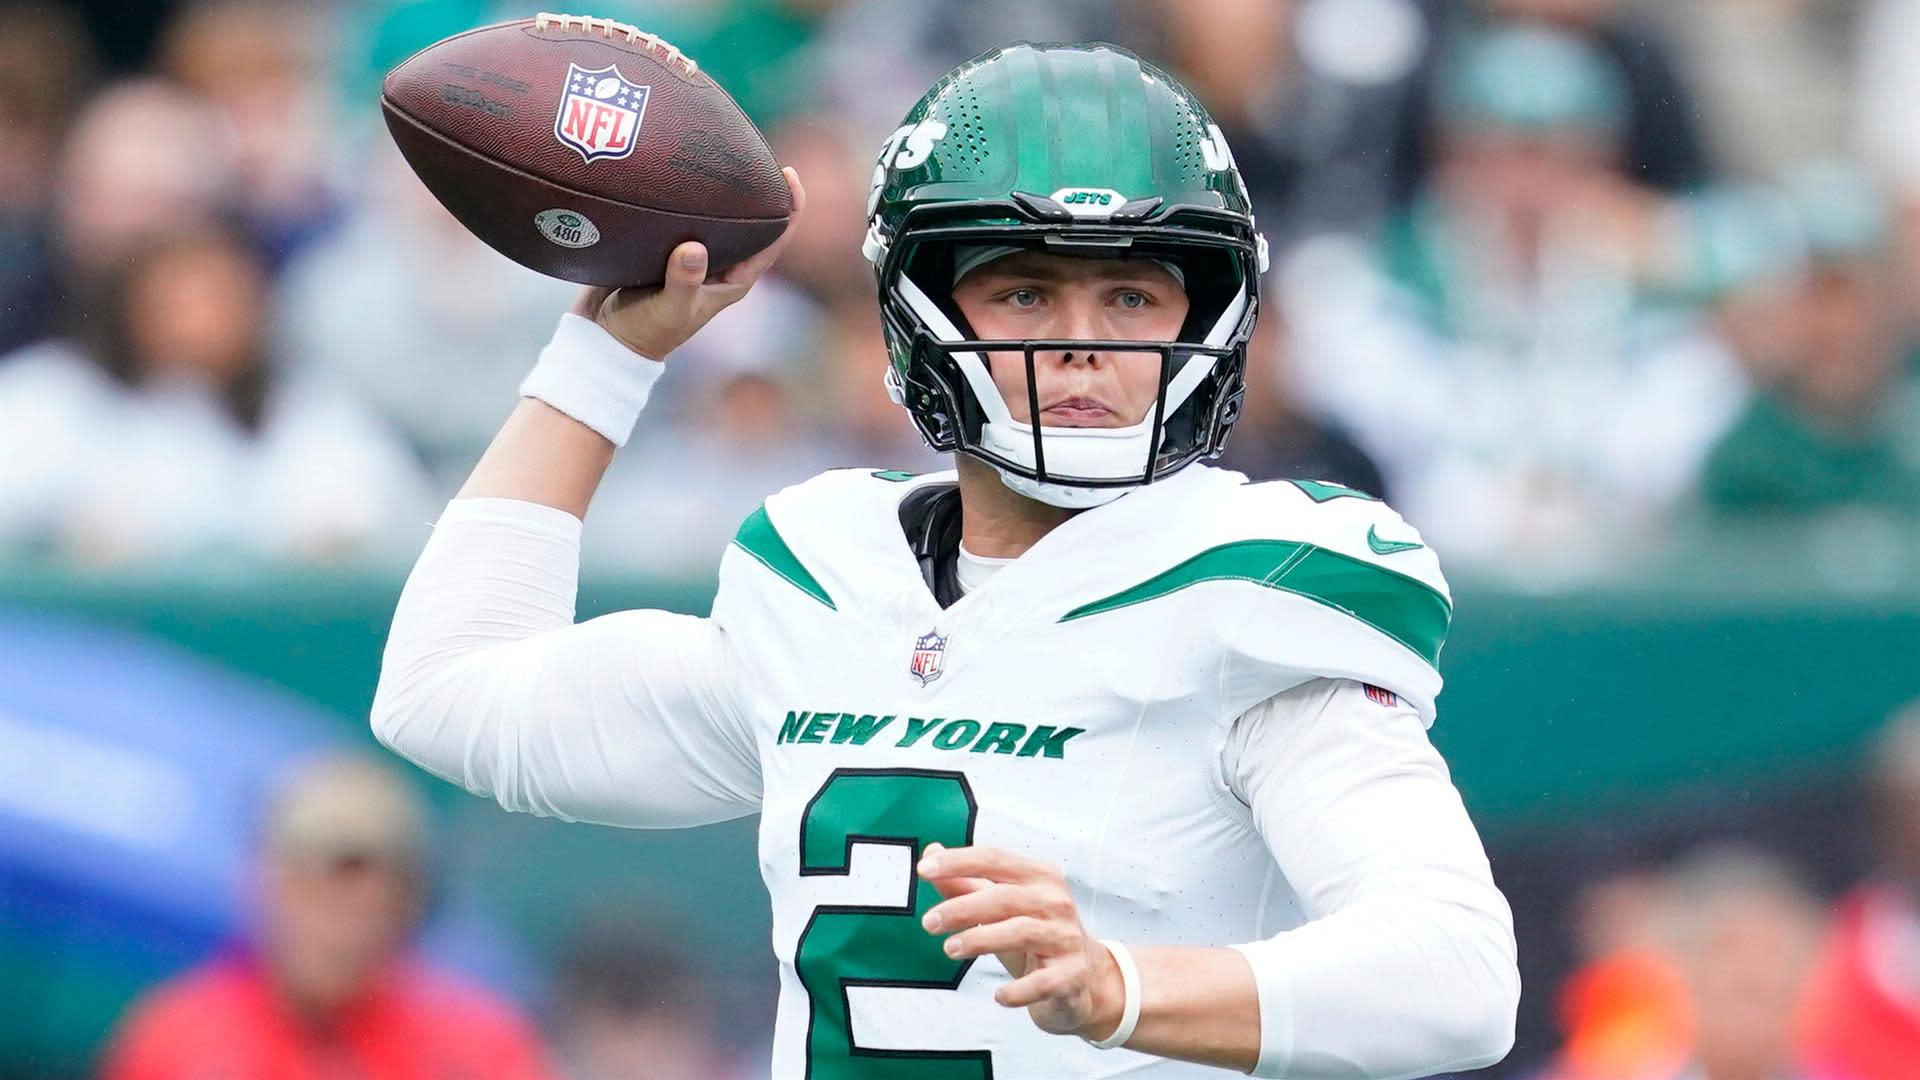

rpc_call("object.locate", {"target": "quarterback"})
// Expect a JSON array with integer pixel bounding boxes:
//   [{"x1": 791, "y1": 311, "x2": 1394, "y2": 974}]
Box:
[{"x1": 375, "y1": 44, "x2": 1518, "y2": 1078}]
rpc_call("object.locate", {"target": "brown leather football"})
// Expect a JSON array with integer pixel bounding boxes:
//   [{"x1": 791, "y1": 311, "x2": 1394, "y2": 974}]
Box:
[{"x1": 381, "y1": 12, "x2": 790, "y2": 287}]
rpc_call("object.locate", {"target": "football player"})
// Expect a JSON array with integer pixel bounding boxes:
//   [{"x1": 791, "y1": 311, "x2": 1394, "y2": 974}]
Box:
[{"x1": 375, "y1": 42, "x2": 1519, "y2": 1078}]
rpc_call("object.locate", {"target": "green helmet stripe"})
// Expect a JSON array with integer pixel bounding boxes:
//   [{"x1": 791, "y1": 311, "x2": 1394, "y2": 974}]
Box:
[
  {"x1": 1104, "y1": 49, "x2": 1153, "y2": 191},
  {"x1": 1008, "y1": 46, "x2": 1053, "y2": 193},
  {"x1": 1045, "y1": 45, "x2": 1098, "y2": 190},
  {"x1": 1010, "y1": 44, "x2": 1157, "y2": 197}
]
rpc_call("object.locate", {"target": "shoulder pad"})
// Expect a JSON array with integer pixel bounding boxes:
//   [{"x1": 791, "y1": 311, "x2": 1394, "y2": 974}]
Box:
[
  {"x1": 1215, "y1": 479, "x2": 1453, "y2": 724},
  {"x1": 1239, "y1": 478, "x2": 1450, "y2": 606}
]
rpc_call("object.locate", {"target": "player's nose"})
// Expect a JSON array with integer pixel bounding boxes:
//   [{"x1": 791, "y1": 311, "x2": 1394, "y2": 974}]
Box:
[{"x1": 1037, "y1": 295, "x2": 1107, "y2": 368}]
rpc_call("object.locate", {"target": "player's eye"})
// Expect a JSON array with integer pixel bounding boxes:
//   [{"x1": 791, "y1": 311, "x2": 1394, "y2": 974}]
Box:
[
  {"x1": 1004, "y1": 288, "x2": 1041, "y2": 308},
  {"x1": 1115, "y1": 290, "x2": 1151, "y2": 310}
]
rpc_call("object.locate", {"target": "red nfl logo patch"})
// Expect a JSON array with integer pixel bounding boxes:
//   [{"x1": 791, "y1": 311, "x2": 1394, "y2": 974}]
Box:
[
  {"x1": 554, "y1": 63, "x2": 650, "y2": 163},
  {"x1": 909, "y1": 631, "x2": 947, "y2": 686},
  {"x1": 1363, "y1": 684, "x2": 1399, "y2": 708}
]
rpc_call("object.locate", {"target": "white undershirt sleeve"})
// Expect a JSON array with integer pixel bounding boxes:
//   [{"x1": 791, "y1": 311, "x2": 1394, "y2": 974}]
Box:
[
  {"x1": 371, "y1": 496, "x2": 761, "y2": 828},
  {"x1": 1221, "y1": 679, "x2": 1519, "y2": 1079}
]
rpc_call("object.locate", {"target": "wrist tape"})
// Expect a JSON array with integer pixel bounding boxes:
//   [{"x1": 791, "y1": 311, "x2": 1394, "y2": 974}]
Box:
[
  {"x1": 1083, "y1": 939, "x2": 1143, "y2": 1050},
  {"x1": 518, "y1": 312, "x2": 665, "y2": 447}
]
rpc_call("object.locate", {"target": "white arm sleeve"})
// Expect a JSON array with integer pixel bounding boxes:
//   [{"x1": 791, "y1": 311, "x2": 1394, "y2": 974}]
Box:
[
  {"x1": 1222, "y1": 679, "x2": 1519, "y2": 1079},
  {"x1": 371, "y1": 496, "x2": 761, "y2": 828}
]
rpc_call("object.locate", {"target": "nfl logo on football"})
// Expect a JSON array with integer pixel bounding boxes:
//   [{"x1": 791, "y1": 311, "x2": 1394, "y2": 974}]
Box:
[
  {"x1": 554, "y1": 63, "x2": 650, "y2": 163},
  {"x1": 908, "y1": 631, "x2": 948, "y2": 686}
]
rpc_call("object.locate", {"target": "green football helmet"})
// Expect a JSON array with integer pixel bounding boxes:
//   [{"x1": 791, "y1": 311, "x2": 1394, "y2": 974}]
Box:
[{"x1": 865, "y1": 42, "x2": 1268, "y2": 508}]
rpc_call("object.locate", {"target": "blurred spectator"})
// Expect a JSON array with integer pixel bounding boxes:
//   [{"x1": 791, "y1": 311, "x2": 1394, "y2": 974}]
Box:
[
  {"x1": 1657, "y1": 848, "x2": 1827, "y2": 1080},
  {"x1": 48, "y1": 79, "x2": 237, "y2": 285},
  {"x1": 1133, "y1": 0, "x2": 1434, "y2": 246},
  {"x1": 156, "y1": 0, "x2": 342, "y2": 267},
  {"x1": 274, "y1": 145, "x2": 577, "y2": 489},
  {"x1": 548, "y1": 917, "x2": 741, "y2": 1079},
  {"x1": 1216, "y1": 293, "x2": 1387, "y2": 497},
  {"x1": 1479, "y1": 0, "x2": 1713, "y2": 191},
  {"x1": 0, "y1": 223, "x2": 435, "y2": 564},
  {"x1": 1700, "y1": 163, "x2": 1920, "y2": 512},
  {"x1": 1537, "y1": 871, "x2": 1691, "y2": 1080},
  {"x1": 1540, "y1": 851, "x2": 1828, "y2": 1080},
  {"x1": 1284, "y1": 25, "x2": 1745, "y2": 565},
  {"x1": 1800, "y1": 703, "x2": 1920, "y2": 1080},
  {"x1": 102, "y1": 755, "x2": 551, "y2": 1079},
  {"x1": 0, "y1": 2, "x2": 96, "y2": 353}
]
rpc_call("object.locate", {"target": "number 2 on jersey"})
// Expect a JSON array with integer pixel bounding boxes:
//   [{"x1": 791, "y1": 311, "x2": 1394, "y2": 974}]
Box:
[{"x1": 795, "y1": 768, "x2": 992, "y2": 1079}]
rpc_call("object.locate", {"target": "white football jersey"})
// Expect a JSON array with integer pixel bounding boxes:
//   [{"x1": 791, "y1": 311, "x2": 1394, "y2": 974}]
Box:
[{"x1": 709, "y1": 463, "x2": 1451, "y2": 1079}]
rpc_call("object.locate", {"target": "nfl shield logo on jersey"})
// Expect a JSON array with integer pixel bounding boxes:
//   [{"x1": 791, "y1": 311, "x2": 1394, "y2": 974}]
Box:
[
  {"x1": 553, "y1": 63, "x2": 650, "y2": 163},
  {"x1": 908, "y1": 631, "x2": 947, "y2": 686}
]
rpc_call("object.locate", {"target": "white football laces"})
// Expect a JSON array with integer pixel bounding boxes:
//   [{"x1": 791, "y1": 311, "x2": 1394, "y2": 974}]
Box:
[{"x1": 533, "y1": 12, "x2": 698, "y2": 76}]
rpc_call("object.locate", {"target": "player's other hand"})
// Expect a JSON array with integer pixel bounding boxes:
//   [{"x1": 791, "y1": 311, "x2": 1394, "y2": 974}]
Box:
[
  {"x1": 570, "y1": 165, "x2": 806, "y2": 361},
  {"x1": 918, "y1": 843, "x2": 1127, "y2": 1042}
]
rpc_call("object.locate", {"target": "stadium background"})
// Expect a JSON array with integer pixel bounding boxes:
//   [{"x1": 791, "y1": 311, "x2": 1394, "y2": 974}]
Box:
[{"x1": 3, "y1": 0, "x2": 1919, "y2": 1076}]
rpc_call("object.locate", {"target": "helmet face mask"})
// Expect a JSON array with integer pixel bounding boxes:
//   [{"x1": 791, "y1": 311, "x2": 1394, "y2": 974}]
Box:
[
  {"x1": 867, "y1": 43, "x2": 1267, "y2": 508},
  {"x1": 902, "y1": 335, "x2": 1237, "y2": 485}
]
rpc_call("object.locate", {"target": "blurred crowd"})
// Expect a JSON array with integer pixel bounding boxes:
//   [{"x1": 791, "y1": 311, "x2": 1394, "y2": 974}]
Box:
[{"x1": 2, "y1": 0, "x2": 1918, "y2": 576}]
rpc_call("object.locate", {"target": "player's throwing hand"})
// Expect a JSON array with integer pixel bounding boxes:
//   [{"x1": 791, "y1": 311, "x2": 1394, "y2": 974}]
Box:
[
  {"x1": 918, "y1": 842, "x2": 1128, "y2": 1041},
  {"x1": 571, "y1": 166, "x2": 806, "y2": 362}
]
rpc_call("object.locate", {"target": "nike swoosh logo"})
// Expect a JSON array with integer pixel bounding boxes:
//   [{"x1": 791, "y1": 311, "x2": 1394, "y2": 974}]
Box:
[{"x1": 1367, "y1": 525, "x2": 1423, "y2": 555}]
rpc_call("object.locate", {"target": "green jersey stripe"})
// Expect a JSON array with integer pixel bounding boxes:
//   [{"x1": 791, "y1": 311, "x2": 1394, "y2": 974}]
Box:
[
  {"x1": 732, "y1": 506, "x2": 837, "y2": 611},
  {"x1": 1059, "y1": 540, "x2": 1451, "y2": 666}
]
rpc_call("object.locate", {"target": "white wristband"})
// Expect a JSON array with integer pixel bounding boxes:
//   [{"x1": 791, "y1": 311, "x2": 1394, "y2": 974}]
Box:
[
  {"x1": 1083, "y1": 939, "x2": 1143, "y2": 1050},
  {"x1": 517, "y1": 312, "x2": 665, "y2": 447}
]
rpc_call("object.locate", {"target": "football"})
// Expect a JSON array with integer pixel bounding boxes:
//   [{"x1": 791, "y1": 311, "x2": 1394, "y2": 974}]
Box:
[{"x1": 381, "y1": 12, "x2": 791, "y2": 287}]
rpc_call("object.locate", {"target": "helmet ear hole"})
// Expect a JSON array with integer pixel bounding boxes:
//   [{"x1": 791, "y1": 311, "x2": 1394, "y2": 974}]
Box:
[
  {"x1": 1221, "y1": 387, "x2": 1244, "y2": 426},
  {"x1": 895, "y1": 336, "x2": 966, "y2": 452}
]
